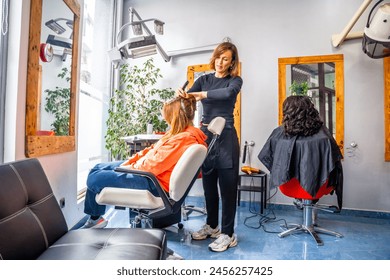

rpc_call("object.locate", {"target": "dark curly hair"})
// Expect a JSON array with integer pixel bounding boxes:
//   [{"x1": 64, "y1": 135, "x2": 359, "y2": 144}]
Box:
[{"x1": 282, "y1": 95, "x2": 323, "y2": 137}]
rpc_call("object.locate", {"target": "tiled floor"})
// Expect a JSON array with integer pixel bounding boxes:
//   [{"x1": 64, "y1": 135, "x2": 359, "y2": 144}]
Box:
[{"x1": 96, "y1": 197, "x2": 390, "y2": 260}]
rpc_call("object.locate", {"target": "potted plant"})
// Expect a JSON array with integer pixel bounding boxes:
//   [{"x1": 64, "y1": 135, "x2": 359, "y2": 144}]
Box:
[
  {"x1": 289, "y1": 81, "x2": 309, "y2": 96},
  {"x1": 105, "y1": 58, "x2": 174, "y2": 160},
  {"x1": 44, "y1": 67, "x2": 70, "y2": 136}
]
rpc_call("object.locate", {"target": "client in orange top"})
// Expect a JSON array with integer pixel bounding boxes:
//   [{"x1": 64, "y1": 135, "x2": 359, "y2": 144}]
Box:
[{"x1": 82, "y1": 95, "x2": 207, "y2": 228}]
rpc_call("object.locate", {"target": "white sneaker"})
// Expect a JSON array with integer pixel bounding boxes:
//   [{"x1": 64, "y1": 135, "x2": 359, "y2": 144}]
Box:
[
  {"x1": 191, "y1": 224, "x2": 221, "y2": 240},
  {"x1": 208, "y1": 233, "x2": 237, "y2": 252}
]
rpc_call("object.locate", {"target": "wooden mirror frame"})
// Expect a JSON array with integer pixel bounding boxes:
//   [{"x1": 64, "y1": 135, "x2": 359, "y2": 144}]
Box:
[
  {"x1": 383, "y1": 56, "x2": 390, "y2": 161},
  {"x1": 25, "y1": 0, "x2": 80, "y2": 157},
  {"x1": 278, "y1": 54, "x2": 344, "y2": 154},
  {"x1": 187, "y1": 63, "x2": 242, "y2": 143}
]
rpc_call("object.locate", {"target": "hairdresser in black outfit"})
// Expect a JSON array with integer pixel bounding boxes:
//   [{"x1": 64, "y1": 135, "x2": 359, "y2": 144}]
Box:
[{"x1": 176, "y1": 42, "x2": 243, "y2": 252}]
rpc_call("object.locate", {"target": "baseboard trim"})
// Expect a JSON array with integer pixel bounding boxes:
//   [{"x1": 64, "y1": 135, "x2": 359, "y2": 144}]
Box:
[
  {"x1": 244, "y1": 201, "x2": 390, "y2": 220},
  {"x1": 186, "y1": 196, "x2": 390, "y2": 220}
]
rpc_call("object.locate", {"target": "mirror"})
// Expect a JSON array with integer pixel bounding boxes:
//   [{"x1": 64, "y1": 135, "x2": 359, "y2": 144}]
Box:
[
  {"x1": 25, "y1": 0, "x2": 80, "y2": 157},
  {"x1": 278, "y1": 54, "x2": 344, "y2": 153},
  {"x1": 187, "y1": 63, "x2": 242, "y2": 143}
]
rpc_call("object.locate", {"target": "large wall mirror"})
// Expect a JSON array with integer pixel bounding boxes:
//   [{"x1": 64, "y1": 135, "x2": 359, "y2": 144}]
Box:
[
  {"x1": 25, "y1": 0, "x2": 80, "y2": 157},
  {"x1": 187, "y1": 63, "x2": 241, "y2": 143},
  {"x1": 278, "y1": 54, "x2": 344, "y2": 153}
]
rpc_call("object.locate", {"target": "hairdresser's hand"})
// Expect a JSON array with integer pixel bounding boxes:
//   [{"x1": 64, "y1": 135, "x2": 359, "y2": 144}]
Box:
[
  {"x1": 175, "y1": 87, "x2": 189, "y2": 98},
  {"x1": 188, "y1": 91, "x2": 207, "y2": 101}
]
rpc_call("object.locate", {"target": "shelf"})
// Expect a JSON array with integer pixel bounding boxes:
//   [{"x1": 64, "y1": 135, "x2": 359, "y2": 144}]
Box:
[{"x1": 237, "y1": 173, "x2": 267, "y2": 214}]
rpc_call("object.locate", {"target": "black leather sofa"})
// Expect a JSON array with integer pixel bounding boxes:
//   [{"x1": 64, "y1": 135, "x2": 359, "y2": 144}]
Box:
[{"x1": 0, "y1": 158, "x2": 167, "y2": 260}]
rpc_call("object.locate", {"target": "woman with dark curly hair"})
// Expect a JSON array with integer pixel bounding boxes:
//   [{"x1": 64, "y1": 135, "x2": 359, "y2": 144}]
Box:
[
  {"x1": 258, "y1": 95, "x2": 343, "y2": 209},
  {"x1": 282, "y1": 95, "x2": 323, "y2": 137}
]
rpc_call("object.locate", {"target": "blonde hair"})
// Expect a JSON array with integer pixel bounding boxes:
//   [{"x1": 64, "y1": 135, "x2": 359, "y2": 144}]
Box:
[
  {"x1": 161, "y1": 95, "x2": 196, "y2": 141},
  {"x1": 209, "y1": 42, "x2": 240, "y2": 77}
]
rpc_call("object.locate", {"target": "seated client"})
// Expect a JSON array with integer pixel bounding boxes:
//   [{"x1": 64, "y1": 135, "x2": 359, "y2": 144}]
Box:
[
  {"x1": 82, "y1": 95, "x2": 207, "y2": 228},
  {"x1": 258, "y1": 95, "x2": 343, "y2": 209}
]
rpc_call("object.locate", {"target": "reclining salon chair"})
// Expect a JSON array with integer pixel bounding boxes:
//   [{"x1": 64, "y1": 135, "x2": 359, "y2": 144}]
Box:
[
  {"x1": 278, "y1": 178, "x2": 343, "y2": 246},
  {"x1": 96, "y1": 117, "x2": 226, "y2": 229}
]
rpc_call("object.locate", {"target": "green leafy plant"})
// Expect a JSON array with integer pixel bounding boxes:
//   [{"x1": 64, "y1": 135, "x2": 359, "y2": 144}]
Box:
[
  {"x1": 289, "y1": 81, "x2": 309, "y2": 96},
  {"x1": 105, "y1": 58, "x2": 175, "y2": 159},
  {"x1": 44, "y1": 67, "x2": 70, "y2": 136}
]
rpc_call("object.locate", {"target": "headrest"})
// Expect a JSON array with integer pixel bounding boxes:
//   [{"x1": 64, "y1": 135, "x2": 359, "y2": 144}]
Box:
[{"x1": 207, "y1": 117, "x2": 226, "y2": 136}]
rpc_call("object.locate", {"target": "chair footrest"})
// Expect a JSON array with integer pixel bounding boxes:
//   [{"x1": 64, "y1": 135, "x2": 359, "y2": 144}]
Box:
[
  {"x1": 314, "y1": 204, "x2": 340, "y2": 213},
  {"x1": 96, "y1": 187, "x2": 164, "y2": 209}
]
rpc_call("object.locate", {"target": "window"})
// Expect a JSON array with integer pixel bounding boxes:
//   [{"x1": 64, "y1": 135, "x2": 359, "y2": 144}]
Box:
[
  {"x1": 77, "y1": 0, "x2": 114, "y2": 197},
  {"x1": 0, "y1": 0, "x2": 9, "y2": 164}
]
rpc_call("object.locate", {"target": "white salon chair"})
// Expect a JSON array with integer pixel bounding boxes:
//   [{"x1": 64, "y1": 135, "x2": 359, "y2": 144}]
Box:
[{"x1": 96, "y1": 117, "x2": 226, "y2": 229}]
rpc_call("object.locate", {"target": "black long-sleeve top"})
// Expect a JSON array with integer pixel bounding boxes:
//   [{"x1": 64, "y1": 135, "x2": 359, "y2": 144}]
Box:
[
  {"x1": 188, "y1": 72, "x2": 242, "y2": 170},
  {"x1": 188, "y1": 73, "x2": 243, "y2": 126}
]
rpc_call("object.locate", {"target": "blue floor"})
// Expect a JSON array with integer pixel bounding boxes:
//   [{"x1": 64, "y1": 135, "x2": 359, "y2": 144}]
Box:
[{"x1": 101, "y1": 197, "x2": 390, "y2": 260}]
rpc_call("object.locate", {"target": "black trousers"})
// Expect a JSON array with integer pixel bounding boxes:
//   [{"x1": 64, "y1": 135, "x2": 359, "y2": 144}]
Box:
[{"x1": 201, "y1": 126, "x2": 239, "y2": 237}]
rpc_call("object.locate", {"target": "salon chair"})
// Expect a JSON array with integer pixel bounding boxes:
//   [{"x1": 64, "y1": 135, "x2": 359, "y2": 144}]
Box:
[
  {"x1": 278, "y1": 178, "x2": 343, "y2": 246},
  {"x1": 96, "y1": 117, "x2": 226, "y2": 229},
  {"x1": 0, "y1": 158, "x2": 167, "y2": 260},
  {"x1": 96, "y1": 144, "x2": 206, "y2": 229}
]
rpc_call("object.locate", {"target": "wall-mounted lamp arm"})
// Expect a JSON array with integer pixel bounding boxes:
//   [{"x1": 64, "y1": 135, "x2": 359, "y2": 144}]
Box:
[{"x1": 331, "y1": 0, "x2": 373, "y2": 47}]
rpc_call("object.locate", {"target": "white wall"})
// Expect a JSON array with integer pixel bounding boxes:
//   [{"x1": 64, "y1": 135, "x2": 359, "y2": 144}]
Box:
[
  {"x1": 5, "y1": 0, "x2": 390, "y2": 230},
  {"x1": 124, "y1": 0, "x2": 390, "y2": 213}
]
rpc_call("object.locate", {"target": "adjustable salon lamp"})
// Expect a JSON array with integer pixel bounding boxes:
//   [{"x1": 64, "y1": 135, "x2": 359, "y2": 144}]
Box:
[
  {"x1": 43, "y1": 18, "x2": 74, "y2": 61},
  {"x1": 108, "y1": 7, "x2": 170, "y2": 67},
  {"x1": 362, "y1": 0, "x2": 390, "y2": 58},
  {"x1": 45, "y1": 18, "x2": 73, "y2": 35},
  {"x1": 107, "y1": 7, "x2": 228, "y2": 67}
]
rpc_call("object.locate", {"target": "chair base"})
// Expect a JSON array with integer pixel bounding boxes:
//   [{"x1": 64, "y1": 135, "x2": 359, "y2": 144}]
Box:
[
  {"x1": 129, "y1": 209, "x2": 183, "y2": 229},
  {"x1": 278, "y1": 200, "x2": 343, "y2": 246},
  {"x1": 182, "y1": 205, "x2": 207, "y2": 221},
  {"x1": 278, "y1": 223, "x2": 343, "y2": 246}
]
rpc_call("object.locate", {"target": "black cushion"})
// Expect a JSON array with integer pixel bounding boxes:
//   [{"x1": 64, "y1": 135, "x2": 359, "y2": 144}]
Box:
[{"x1": 38, "y1": 228, "x2": 167, "y2": 260}]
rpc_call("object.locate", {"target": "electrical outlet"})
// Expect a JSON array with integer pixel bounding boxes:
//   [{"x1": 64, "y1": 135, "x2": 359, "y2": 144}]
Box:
[{"x1": 59, "y1": 198, "x2": 65, "y2": 208}]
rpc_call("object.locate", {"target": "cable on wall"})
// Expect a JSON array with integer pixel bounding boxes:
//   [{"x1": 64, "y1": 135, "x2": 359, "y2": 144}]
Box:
[{"x1": 1, "y1": 0, "x2": 8, "y2": 35}]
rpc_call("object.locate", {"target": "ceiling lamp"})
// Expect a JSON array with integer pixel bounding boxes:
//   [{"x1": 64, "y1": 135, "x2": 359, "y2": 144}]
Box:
[{"x1": 362, "y1": 0, "x2": 390, "y2": 58}]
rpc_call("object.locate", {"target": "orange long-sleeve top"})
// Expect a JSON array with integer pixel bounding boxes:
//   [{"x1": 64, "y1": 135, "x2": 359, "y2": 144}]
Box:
[{"x1": 120, "y1": 126, "x2": 207, "y2": 192}]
